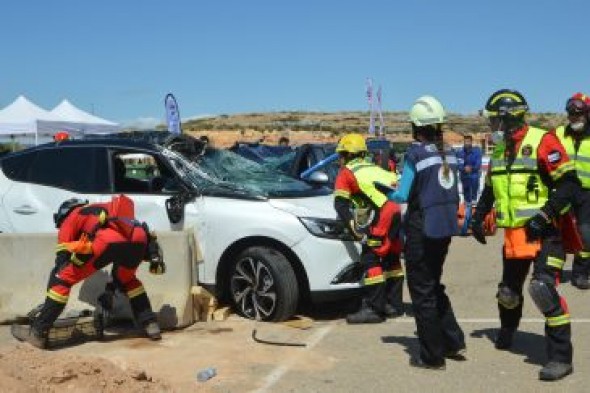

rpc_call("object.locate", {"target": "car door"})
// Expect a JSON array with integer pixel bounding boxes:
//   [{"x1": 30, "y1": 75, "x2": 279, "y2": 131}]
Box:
[
  {"x1": 102, "y1": 148, "x2": 205, "y2": 233},
  {"x1": 2, "y1": 146, "x2": 108, "y2": 233}
]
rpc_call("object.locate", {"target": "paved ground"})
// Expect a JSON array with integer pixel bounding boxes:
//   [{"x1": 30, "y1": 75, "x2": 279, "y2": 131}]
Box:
[{"x1": 2, "y1": 234, "x2": 590, "y2": 392}]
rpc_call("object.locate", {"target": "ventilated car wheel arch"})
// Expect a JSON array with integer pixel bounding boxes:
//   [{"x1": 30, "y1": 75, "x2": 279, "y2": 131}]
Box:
[{"x1": 226, "y1": 245, "x2": 299, "y2": 322}]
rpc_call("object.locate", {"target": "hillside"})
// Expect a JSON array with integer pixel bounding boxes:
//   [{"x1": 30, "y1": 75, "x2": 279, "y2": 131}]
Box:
[{"x1": 179, "y1": 111, "x2": 567, "y2": 148}]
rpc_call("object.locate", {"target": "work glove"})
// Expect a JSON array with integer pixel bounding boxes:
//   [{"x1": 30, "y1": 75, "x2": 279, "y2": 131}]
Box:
[
  {"x1": 147, "y1": 241, "x2": 166, "y2": 275},
  {"x1": 144, "y1": 227, "x2": 166, "y2": 275},
  {"x1": 348, "y1": 220, "x2": 365, "y2": 242},
  {"x1": 525, "y1": 210, "x2": 553, "y2": 241},
  {"x1": 470, "y1": 213, "x2": 487, "y2": 245}
]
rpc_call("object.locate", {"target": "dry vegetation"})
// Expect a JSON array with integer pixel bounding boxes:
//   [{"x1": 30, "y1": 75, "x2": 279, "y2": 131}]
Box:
[{"x1": 172, "y1": 111, "x2": 567, "y2": 148}]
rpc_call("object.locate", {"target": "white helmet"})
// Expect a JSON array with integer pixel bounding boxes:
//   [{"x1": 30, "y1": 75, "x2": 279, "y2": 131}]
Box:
[{"x1": 409, "y1": 95, "x2": 446, "y2": 126}]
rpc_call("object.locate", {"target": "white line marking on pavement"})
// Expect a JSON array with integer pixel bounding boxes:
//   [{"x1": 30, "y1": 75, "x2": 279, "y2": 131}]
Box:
[
  {"x1": 251, "y1": 325, "x2": 333, "y2": 393},
  {"x1": 391, "y1": 317, "x2": 590, "y2": 323}
]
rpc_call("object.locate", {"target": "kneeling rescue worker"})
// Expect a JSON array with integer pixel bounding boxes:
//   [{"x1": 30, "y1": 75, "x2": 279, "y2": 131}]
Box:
[
  {"x1": 471, "y1": 89, "x2": 580, "y2": 381},
  {"x1": 334, "y1": 133, "x2": 404, "y2": 324},
  {"x1": 12, "y1": 194, "x2": 166, "y2": 349}
]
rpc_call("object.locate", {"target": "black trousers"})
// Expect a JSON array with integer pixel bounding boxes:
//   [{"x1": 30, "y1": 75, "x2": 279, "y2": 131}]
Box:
[
  {"x1": 404, "y1": 210, "x2": 465, "y2": 364},
  {"x1": 500, "y1": 235, "x2": 572, "y2": 364},
  {"x1": 573, "y1": 189, "x2": 590, "y2": 279}
]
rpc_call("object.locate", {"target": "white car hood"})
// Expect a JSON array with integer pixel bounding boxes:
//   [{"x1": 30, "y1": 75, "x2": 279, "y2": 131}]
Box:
[{"x1": 268, "y1": 194, "x2": 337, "y2": 219}]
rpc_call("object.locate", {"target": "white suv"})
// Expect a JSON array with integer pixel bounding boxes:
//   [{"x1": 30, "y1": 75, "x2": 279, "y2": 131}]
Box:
[{"x1": 0, "y1": 136, "x2": 361, "y2": 321}]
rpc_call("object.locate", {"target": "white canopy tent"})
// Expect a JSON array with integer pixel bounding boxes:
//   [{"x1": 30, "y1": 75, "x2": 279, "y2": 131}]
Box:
[
  {"x1": 50, "y1": 99, "x2": 119, "y2": 135},
  {"x1": 0, "y1": 96, "x2": 120, "y2": 145}
]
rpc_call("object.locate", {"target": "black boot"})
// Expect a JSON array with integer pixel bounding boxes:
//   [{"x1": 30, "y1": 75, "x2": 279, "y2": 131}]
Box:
[
  {"x1": 11, "y1": 324, "x2": 47, "y2": 349},
  {"x1": 346, "y1": 300, "x2": 385, "y2": 324},
  {"x1": 409, "y1": 356, "x2": 446, "y2": 370},
  {"x1": 495, "y1": 328, "x2": 514, "y2": 350},
  {"x1": 539, "y1": 362, "x2": 573, "y2": 381},
  {"x1": 571, "y1": 276, "x2": 590, "y2": 290}
]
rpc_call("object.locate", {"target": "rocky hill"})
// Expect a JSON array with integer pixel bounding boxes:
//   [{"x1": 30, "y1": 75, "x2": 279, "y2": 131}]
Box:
[{"x1": 180, "y1": 111, "x2": 567, "y2": 147}]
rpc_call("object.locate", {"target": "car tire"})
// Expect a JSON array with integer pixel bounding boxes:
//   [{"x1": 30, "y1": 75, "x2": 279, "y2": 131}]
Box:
[{"x1": 229, "y1": 246, "x2": 299, "y2": 322}]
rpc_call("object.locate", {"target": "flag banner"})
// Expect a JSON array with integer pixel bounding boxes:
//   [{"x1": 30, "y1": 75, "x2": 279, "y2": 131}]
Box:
[
  {"x1": 366, "y1": 78, "x2": 375, "y2": 134},
  {"x1": 376, "y1": 85, "x2": 385, "y2": 136},
  {"x1": 165, "y1": 93, "x2": 182, "y2": 135}
]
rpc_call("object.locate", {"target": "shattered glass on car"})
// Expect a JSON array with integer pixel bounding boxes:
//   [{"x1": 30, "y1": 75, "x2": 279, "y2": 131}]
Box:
[{"x1": 163, "y1": 147, "x2": 330, "y2": 199}]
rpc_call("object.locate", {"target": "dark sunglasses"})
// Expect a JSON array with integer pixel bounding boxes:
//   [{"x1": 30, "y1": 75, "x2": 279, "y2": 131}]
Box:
[{"x1": 566, "y1": 98, "x2": 587, "y2": 115}]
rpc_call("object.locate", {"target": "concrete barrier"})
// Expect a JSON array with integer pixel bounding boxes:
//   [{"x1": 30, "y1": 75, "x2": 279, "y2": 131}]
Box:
[{"x1": 0, "y1": 230, "x2": 199, "y2": 329}]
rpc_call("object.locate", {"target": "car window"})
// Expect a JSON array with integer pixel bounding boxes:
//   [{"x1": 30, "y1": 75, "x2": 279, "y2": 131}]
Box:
[
  {"x1": 0, "y1": 151, "x2": 38, "y2": 181},
  {"x1": 25, "y1": 147, "x2": 109, "y2": 193},
  {"x1": 111, "y1": 150, "x2": 181, "y2": 194}
]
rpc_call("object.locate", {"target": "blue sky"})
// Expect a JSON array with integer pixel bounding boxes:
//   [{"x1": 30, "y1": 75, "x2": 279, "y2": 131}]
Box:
[{"x1": 1, "y1": 0, "x2": 589, "y2": 126}]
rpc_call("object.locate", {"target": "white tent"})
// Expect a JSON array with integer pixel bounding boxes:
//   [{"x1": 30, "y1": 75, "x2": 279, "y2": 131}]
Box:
[
  {"x1": 0, "y1": 96, "x2": 120, "y2": 145},
  {"x1": 50, "y1": 99, "x2": 119, "y2": 135}
]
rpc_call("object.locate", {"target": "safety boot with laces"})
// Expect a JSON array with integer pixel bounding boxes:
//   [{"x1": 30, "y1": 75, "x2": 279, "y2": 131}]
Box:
[
  {"x1": 539, "y1": 362, "x2": 573, "y2": 381},
  {"x1": 144, "y1": 321, "x2": 162, "y2": 340},
  {"x1": 11, "y1": 324, "x2": 47, "y2": 349}
]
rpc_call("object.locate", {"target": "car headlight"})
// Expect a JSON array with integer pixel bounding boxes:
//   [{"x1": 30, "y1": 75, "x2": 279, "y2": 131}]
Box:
[{"x1": 299, "y1": 217, "x2": 356, "y2": 241}]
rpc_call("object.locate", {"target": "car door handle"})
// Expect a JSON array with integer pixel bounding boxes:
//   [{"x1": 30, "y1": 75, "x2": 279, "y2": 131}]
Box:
[{"x1": 13, "y1": 205, "x2": 38, "y2": 215}]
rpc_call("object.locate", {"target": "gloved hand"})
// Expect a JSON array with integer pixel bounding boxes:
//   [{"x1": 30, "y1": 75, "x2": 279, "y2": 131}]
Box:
[
  {"x1": 149, "y1": 259, "x2": 166, "y2": 275},
  {"x1": 348, "y1": 220, "x2": 365, "y2": 241},
  {"x1": 145, "y1": 231, "x2": 166, "y2": 275},
  {"x1": 470, "y1": 214, "x2": 487, "y2": 245},
  {"x1": 525, "y1": 210, "x2": 552, "y2": 241}
]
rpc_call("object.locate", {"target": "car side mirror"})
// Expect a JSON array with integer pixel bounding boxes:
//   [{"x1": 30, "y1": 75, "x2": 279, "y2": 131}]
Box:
[
  {"x1": 165, "y1": 195, "x2": 185, "y2": 224},
  {"x1": 306, "y1": 170, "x2": 329, "y2": 185}
]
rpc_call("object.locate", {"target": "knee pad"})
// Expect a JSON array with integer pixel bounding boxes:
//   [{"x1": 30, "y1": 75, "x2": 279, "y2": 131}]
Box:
[
  {"x1": 528, "y1": 279, "x2": 559, "y2": 314},
  {"x1": 496, "y1": 284, "x2": 520, "y2": 309}
]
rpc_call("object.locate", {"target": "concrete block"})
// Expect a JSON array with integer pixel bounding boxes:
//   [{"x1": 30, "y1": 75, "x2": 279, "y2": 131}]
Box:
[{"x1": 0, "y1": 230, "x2": 199, "y2": 329}]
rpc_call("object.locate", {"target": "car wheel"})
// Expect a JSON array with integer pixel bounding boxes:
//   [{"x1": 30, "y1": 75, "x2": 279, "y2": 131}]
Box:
[{"x1": 230, "y1": 246, "x2": 298, "y2": 322}]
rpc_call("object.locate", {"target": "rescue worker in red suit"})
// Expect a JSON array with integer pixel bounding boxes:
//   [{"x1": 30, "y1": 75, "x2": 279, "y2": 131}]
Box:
[
  {"x1": 553, "y1": 93, "x2": 590, "y2": 290},
  {"x1": 334, "y1": 133, "x2": 404, "y2": 324},
  {"x1": 11, "y1": 195, "x2": 166, "y2": 349},
  {"x1": 471, "y1": 89, "x2": 580, "y2": 381}
]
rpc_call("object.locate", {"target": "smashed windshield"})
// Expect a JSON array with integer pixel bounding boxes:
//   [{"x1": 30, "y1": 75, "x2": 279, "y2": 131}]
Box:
[{"x1": 163, "y1": 147, "x2": 330, "y2": 198}]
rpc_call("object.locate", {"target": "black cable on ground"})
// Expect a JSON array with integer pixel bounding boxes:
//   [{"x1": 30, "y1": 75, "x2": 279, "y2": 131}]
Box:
[{"x1": 251, "y1": 329, "x2": 306, "y2": 347}]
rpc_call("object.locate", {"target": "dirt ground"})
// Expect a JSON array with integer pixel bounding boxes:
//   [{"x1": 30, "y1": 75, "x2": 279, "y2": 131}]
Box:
[{"x1": 0, "y1": 343, "x2": 172, "y2": 392}]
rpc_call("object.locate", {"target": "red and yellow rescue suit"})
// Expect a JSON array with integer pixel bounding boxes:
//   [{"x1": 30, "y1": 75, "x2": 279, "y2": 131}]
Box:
[
  {"x1": 475, "y1": 125, "x2": 580, "y2": 365},
  {"x1": 39, "y1": 195, "x2": 158, "y2": 334},
  {"x1": 334, "y1": 158, "x2": 403, "y2": 316}
]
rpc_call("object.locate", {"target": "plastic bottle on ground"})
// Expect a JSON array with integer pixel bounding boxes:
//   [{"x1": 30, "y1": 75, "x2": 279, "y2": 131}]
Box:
[{"x1": 196, "y1": 367, "x2": 217, "y2": 382}]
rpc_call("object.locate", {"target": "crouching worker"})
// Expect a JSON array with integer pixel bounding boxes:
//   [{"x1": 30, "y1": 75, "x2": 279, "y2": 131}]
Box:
[
  {"x1": 12, "y1": 195, "x2": 166, "y2": 349},
  {"x1": 334, "y1": 133, "x2": 404, "y2": 324}
]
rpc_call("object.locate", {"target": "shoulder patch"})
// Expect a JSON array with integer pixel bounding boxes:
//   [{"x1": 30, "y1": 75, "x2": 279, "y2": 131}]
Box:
[{"x1": 547, "y1": 150, "x2": 562, "y2": 164}]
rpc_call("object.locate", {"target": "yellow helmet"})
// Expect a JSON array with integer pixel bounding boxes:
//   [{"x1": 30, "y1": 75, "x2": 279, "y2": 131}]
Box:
[{"x1": 336, "y1": 133, "x2": 367, "y2": 154}]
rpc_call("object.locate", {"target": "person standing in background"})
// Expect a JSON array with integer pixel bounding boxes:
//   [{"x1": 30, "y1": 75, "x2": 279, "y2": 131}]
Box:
[{"x1": 457, "y1": 134, "x2": 482, "y2": 205}]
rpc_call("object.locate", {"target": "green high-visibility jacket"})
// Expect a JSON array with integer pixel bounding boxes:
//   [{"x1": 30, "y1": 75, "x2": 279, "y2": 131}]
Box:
[
  {"x1": 490, "y1": 127, "x2": 549, "y2": 228},
  {"x1": 346, "y1": 159, "x2": 397, "y2": 208},
  {"x1": 555, "y1": 125, "x2": 590, "y2": 189}
]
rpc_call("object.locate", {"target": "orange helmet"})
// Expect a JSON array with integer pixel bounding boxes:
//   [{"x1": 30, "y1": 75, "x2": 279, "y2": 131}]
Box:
[{"x1": 54, "y1": 131, "x2": 70, "y2": 142}]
